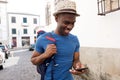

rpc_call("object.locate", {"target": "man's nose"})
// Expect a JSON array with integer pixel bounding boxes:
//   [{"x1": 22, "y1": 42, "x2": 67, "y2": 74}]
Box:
[{"x1": 67, "y1": 24, "x2": 73, "y2": 30}]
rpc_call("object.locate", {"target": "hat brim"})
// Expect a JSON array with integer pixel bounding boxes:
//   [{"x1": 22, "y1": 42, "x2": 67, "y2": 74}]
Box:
[{"x1": 53, "y1": 10, "x2": 80, "y2": 16}]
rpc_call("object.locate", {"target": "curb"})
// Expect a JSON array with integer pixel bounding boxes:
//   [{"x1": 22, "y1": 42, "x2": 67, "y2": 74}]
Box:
[
  {"x1": 9, "y1": 47, "x2": 28, "y2": 51},
  {"x1": 11, "y1": 49, "x2": 29, "y2": 53}
]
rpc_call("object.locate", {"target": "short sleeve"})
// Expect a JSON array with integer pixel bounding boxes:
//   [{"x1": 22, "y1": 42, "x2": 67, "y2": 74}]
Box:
[
  {"x1": 35, "y1": 36, "x2": 44, "y2": 53},
  {"x1": 74, "y1": 36, "x2": 80, "y2": 52}
]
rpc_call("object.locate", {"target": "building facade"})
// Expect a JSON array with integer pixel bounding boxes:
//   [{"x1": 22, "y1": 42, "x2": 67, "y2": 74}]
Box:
[
  {"x1": 45, "y1": 0, "x2": 120, "y2": 80},
  {"x1": 7, "y1": 12, "x2": 40, "y2": 48},
  {"x1": 44, "y1": 0, "x2": 56, "y2": 31},
  {"x1": 0, "y1": 0, "x2": 8, "y2": 45},
  {"x1": 45, "y1": 2, "x2": 51, "y2": 26},
  {"x1": 75, "y1": 0, "x2": 120, "y2": 80}
]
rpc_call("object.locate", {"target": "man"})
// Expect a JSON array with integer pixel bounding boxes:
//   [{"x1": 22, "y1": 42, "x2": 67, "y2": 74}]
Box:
[{"x1": 31, "y1": 0, "x2": 86, "y2": 80}]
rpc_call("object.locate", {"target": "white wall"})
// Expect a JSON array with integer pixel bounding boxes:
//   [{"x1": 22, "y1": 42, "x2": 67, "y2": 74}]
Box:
[
  {"x1": 45, "y1": 0, "x2": 120, "y2": 49},
  {"x1": 71, "y1": 0, "x2": 120, "y2": 48},
  {"x1": 71, "y1": 0, "x2": 120, "y2": 80},
  {"x1": 0, "y1": 1, "x2": 8, "y2": 44}
]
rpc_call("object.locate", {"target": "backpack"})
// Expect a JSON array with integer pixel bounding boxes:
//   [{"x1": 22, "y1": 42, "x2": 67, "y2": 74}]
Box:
[{"x1": 36, "y1": 30, "x2": 56, "y2": 80}]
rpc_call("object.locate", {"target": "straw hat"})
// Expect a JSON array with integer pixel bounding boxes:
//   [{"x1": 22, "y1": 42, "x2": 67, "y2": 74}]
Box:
[{"x1": 53, "y1": 0, "x2": 80, "y2": 16}]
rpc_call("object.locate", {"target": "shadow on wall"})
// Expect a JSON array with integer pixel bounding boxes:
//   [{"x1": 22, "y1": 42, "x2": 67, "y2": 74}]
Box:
[
  {"x1": 73, "y1": 47, "x2": 120, "y2": 80},
  {"x1": 73, "y1": 65, "x2": 111, "y2": 80}
]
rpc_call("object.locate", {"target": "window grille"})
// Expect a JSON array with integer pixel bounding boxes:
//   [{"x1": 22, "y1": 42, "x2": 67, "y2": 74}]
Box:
[{"x1": 98, "y1": 0, "x2": 120, "y2": 15}]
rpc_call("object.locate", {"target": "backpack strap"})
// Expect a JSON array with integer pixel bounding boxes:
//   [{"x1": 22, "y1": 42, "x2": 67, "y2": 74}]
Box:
[
  {"x1": 45, "y1": 32, "x2": 56, "y2": 44},
  {"x1": 37, "y1": 31, "x2": 58, "y2": 80},
  {"x1": 45, "y1": 32, "x2": 57, "y2": 65}
]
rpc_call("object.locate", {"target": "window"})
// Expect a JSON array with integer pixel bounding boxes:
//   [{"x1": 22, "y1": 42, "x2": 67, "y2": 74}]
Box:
[
  {"x1": 12, "y1": 37, "x2": 17, "y2": 47},
  {"x1": 34, "y1": 30, "x2": 36, "y2": 34},
  {"x1": 11, "y1": 17, "x2": 16, "y2": 23},
  {"x1": 34, "y1": 36, "x2": 36, "y2": 43},
  {"x1": 12, "y1": 28, "x2": 16, "y2": 34},
  {"x1": 23, "y1": 17, "x2": 27, "y2": 23},
  {"x1": 23, "y1": 29, "x2": 27, "y2": 34},
  {"x1": 98, "y1": 0, "x2": 120, "y2": 15},
  {"x1": 33, "y1": 18, "x2": 37, "y2": 24}
]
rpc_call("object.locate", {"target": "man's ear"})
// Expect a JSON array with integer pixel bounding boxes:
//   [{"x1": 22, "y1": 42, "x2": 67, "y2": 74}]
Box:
[{"x1": 55, "y1": 15, "x2": 58, "y2": 22}]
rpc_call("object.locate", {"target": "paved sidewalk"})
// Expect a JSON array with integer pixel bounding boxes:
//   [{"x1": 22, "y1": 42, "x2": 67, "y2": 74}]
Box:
[
  {"x1": 9, "y1": 47, "x2": 29, "y2": 51},
  {"x1": 0, "y1": 50, "x2": 40, "y2": 80},
  {"x1": 9, "y1": 47, "x2": 29, "y2": 57}
]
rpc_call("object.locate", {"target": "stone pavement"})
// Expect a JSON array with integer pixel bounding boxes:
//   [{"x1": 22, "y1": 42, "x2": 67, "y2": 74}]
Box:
[{"x1": 0, "y1": 49, "x2": 40, "y2": 80}]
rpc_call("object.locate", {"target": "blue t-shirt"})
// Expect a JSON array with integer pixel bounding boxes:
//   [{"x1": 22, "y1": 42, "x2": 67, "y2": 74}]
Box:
[{"x1": 35, "y1": 32, "x2": 80, "y2": 80}]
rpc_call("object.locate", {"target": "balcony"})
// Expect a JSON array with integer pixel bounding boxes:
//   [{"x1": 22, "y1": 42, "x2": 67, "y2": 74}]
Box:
[{"x1": 21, "y1": 23, "x2": 29, "y2": 27}]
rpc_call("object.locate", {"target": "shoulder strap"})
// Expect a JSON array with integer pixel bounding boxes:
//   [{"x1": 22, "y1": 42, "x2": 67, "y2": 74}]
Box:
[{"x1": 45, "y1": 32, "x2": 56, "y2": 44}]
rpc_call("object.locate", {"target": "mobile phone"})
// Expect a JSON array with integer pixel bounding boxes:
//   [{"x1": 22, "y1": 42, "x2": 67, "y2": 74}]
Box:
[{"x1": 75, "y1": 67, "x2": 88, "y2": 71}]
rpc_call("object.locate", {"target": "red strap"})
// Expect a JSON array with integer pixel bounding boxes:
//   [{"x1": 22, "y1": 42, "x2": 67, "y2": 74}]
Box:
[{"x1": 46, "y1": 36, "x2": 56, "y2": 42}]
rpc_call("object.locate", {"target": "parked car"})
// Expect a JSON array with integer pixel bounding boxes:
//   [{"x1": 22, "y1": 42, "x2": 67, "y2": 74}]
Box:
[
  {"x1": 0, "y1": 48, "x2": 5, "y2": 69},
  {"x1": 29, "y1": 44, "x2": 35, "y2": 51},
  {"x1": 0, "y1": 45, "x2": 10, "y2": 59}
]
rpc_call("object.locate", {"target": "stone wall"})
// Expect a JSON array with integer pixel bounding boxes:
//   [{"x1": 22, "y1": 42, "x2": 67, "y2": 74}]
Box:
[{"x1": 74, "y1": 47, "x2": 120, "y2": 80}]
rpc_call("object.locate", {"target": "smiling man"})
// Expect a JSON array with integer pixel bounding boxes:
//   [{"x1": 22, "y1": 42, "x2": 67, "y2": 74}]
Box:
[{"x1": 31, "y1": 0, "x2": 86, "y2": 80}]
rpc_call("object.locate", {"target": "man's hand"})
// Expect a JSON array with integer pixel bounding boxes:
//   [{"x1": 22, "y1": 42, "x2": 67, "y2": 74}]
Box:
[
  {"x1": 70, "y1": 61, "x2": 87, "y2": 75},
  {"x1": 44, "y1": 44, "x2": 57, "y2": 58}
]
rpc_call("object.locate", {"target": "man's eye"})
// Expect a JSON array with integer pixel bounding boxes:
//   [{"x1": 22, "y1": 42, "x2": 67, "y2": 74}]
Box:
[
  {"x1": 64, "y1": 22, "x2": 70, "y2": 25},
  {"x1": 72, "y1": 23, "x2": 75, "y2": 25}
]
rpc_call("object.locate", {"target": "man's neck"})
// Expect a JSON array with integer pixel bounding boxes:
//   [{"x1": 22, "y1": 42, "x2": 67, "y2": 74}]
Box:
[{"x1": 54, "y1": 29, "x2": 59, "y2": 35}]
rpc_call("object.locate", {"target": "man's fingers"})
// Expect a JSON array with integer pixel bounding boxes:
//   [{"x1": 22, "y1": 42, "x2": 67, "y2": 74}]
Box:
[
  {"x1": 49, "y1": 44, "x2": 56, "y2": 48},
  {"x1": 69, "y1": 69, "x2": 87, "y2": 75}
]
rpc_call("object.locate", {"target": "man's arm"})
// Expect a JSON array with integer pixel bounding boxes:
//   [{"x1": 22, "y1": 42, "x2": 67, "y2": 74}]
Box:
[
  {"x1": 70, "y1": 52, "x2": 86, "y2": 75},
  {"x1": 31, "y1": 51, "x2": 48, "y2": 65},
  {"x1": 73, "y1": 52, "x2": 81, "y2": 69},
  {"x1": 31, "y1": 44, "x2": 57, "y2": 65}
]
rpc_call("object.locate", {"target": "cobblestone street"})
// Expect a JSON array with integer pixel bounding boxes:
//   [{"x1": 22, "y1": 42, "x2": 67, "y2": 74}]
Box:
[{"x1": 0, "y1": 50, "x2": 40, "y2": 80}]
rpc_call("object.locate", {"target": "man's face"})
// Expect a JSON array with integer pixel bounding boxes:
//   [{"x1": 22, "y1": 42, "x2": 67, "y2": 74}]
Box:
[{"x1": 55, "y1": 13, "x2": 76, "y2": 36}]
